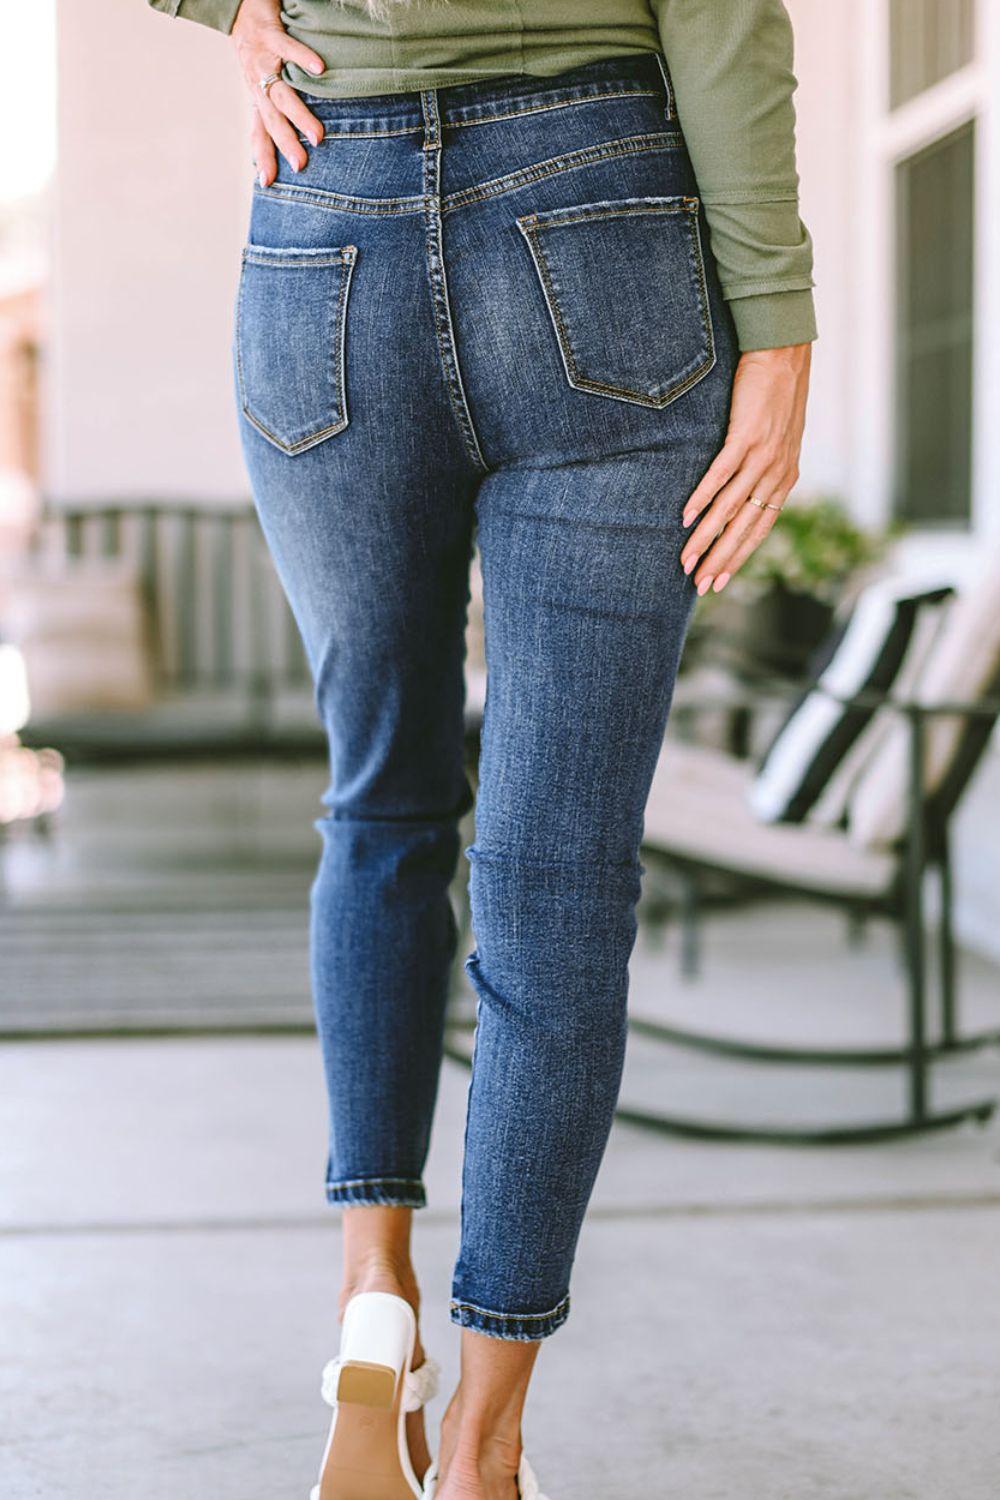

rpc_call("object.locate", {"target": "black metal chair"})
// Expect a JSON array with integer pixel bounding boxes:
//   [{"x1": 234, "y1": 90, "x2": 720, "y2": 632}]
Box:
[{"x1": 629, "y1": 672, "x2": 1000, "y2": 1144}]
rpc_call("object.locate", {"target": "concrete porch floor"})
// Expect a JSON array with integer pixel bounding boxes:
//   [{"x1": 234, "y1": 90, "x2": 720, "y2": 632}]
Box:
[
  {"x1": 3, "y1": 1030, "x2": 1000, "y2": 1500},
  {"x1": 2, "y1": 761, "x2": 1000, "y2": 1497}
]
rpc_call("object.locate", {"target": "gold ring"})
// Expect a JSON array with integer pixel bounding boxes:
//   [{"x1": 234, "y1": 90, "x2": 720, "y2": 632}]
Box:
[
  {"x1": 746, "y1": 494, "x2": 783, "y2": 513},
  {"x1": 259, "y1": 71, "x2": 281, "y2": 96}
]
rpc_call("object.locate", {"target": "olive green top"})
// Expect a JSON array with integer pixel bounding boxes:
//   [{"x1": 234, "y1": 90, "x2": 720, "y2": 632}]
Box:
[{"x1": 149, "y1": 1, "x2": 817, "y2": 350}]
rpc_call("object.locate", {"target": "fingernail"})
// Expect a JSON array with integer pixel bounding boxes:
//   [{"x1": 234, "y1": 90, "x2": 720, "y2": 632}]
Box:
[
  {"x1": 258, "y1": 170, "x2": 267, "y2": 187},
  {"x1": 682, "y1": 511, "x2": 695, "y2": 527},
  {"x1": 697, "y1": 577, "x2": 713, "y2": 596},
  {"x1": 682, "y1": 555, "x2": 696, "y2": 575},
  {"x1": 307, "y1": 133, "x2": 318, "y2": 147},
  {"x1": 310, "y1": 60, "x2": 324, "y2": 74},
  {"x1": 713, "y1": 572, "x2": 730, "y2": 592}
]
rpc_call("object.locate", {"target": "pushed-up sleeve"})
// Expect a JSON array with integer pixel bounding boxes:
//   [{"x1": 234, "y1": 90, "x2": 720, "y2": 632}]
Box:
[
  {"x1": 147, "y1": 1, "x2": 242, "y2": 35},
  {"x1": 654, "y1": 0, "x2": 817, "y2": 350}
]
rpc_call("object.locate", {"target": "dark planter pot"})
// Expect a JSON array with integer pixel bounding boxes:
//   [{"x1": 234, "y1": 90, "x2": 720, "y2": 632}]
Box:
[{"x1": 744, "y1": 582, "x2": 836, "y2": 676}]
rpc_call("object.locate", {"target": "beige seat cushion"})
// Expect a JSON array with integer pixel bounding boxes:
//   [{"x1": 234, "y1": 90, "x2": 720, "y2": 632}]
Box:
[
  {"x1": 0, "y1": 642, "x2": 30, "y2": 737},
  {"x1": 464, "y1": 665, "x2": 487, "y2": 722},
  {"x1": 644, "y1": 739, "x2": 895, "y2": 898},
  {"x1": 848, "y1": 555, "x2": 1000, "y2": 849},
  {"x1": 3, "y1": 562, "x2": 154, "y2": 717}
]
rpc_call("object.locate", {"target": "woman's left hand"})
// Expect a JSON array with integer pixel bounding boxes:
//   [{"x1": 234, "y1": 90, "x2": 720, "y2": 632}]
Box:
[{"x1": 679, "y1": 342, "x2": 812, "y2": 594}]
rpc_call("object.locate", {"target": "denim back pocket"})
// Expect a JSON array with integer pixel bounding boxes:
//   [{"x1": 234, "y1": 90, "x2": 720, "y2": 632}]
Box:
[
  {"x1": 236, "y1": 243, "x2": 357, "y2": 455},
  {"x1": 516, "y1": 196, "x2": 714, "y2": 409}
]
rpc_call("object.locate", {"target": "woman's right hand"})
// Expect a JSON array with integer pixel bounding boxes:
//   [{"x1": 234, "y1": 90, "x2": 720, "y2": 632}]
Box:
[{"x1": 231, "y1": 0, "x2": 328, "y2": 186}]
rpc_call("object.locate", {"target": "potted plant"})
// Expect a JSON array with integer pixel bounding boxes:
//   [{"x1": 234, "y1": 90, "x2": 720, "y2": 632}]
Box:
[{"x1": 688, "y1": 497, "x2": 895, "y2": 677}]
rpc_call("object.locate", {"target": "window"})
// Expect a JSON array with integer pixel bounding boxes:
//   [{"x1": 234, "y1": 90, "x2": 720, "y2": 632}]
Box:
[
  {"x1": 893, "y1": 122, "x2": 974, "y2": 525},
  {"x1": 890, "y1": 0, "x2": 975, "y2": 108}
]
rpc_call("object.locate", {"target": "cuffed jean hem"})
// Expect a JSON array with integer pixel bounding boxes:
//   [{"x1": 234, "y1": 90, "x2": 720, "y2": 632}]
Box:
[
  {"x1": 449, "y1": 1293, "x2": 570, "y2": 1342},
  {"x1": 325, "y1": 1175, "x2": 427, "y2": 1208}
]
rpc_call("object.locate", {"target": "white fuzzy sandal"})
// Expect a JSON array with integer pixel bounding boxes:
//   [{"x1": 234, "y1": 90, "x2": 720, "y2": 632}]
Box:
[
  {"x1": 309, "y1": 1290, "x2": 440, "y2": 1500},
  {"x1": 422, "y1": 1451, "x2": 549, "y2": 1499}
]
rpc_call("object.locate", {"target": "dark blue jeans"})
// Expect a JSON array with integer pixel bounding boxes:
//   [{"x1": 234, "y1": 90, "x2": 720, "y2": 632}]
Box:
[{"x1": 234, "y1": 51, "x2": 738, "y2": 1341}]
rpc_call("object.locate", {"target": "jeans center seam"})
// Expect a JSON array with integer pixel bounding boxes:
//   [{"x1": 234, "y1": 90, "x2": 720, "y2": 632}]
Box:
[{"x1": 419, "y1": 93, "x2": 490, "y2": 474}]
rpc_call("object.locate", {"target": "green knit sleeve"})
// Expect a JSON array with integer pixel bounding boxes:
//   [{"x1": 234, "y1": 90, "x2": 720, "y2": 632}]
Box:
[
  {"x1": 147, "y1": 0, "x2": 242, "y2": 34},
  {"x1": 654, "y1": 0, "x2": 817, "y2": 350}
]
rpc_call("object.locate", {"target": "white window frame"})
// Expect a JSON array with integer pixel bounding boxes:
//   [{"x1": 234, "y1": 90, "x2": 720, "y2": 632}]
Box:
[{"x1": 852, "y1": 0, "x2": 1000, "y2": 559}]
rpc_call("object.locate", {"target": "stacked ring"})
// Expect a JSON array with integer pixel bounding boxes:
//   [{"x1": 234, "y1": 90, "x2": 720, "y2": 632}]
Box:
[
  {"x1": 259, "y1": 71, "x2": 282, "y2": 96},
  {"x1": 746, "y1": 494, "x2": 784, "y2": 513}
]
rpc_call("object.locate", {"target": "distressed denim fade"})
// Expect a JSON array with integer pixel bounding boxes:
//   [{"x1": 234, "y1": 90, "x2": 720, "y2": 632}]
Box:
[{"x1": 234, "y1": 52, "x2": 739, "y2": 1341}]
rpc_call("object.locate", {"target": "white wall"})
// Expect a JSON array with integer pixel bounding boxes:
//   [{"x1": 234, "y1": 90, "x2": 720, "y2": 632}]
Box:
[
  {"x1": 785, "y1": 0, "x2": 858, "y2": 503},
  {"x1": 46, "y1": 0, "x2": 252, "y2": 503}
]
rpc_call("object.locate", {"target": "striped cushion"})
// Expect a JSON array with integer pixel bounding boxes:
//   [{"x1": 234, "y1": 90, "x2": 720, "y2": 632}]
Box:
[
  {"x1": 807, "y1": 592, "x2": 955, "y2": 829},
  {"x1": 848, "y1": 557, "x2": 1000, "y2": 848},
  {"x1": 748, "y1": 578, "x2": 954, "y2": 825}
]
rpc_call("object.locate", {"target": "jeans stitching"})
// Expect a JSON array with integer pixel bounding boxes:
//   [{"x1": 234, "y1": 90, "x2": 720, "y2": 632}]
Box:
[
  {"x1": 465, "y1": 845, "x2": 642, "y2": 874},
  {"x1": 441, "y1": 132, "x2": 681, "y2": 213},
  {"x1": 241, "y1": 246, "x2": 354, "y2": 268},
  {"x1": 450, "y1": 1297, "x2": 569, "y2": 1320},
  {"x1": 420, "y1": 91, "x2": 489, "y2": 472},
  {"x1": 333, "y1": 249, "x2": 356, "y2": 437},
  {"x1": 235, "y1": 246, "x2": 355, "y2": 454},
  {"x1": 252, "y1": 136, "x2": 683, "y2": 221},
  {"x1": 326, "y1": 1175, "x2": 427, "y2": 1207},
  {"x1": 297, "y1": 87, "x2": 661, "y2": 139},
  {"x1": 448, "y1": 1293, "x2": 572, "y2": 1339},
  {"x1": 253, "y1": 183, "x2": 425, "y2": 217},
  {"x1": 309, "y1": 125, "x2": 423, "y2": 139},
  {"x1": 327, "y1": 1176, "x2": 425, "y2": 1187},
  {"x1": 688, "y1": 210, "x2": 717, "y2": 392},
  {"x1": 518, "y1": 199, "x2": 717, "y2": 409},
  {"x1": 446, "y1": 85, "x2": 661, "y2": 128},
  {"x1": 653, "y1": 51, "x2": 676, "y2": 119},
  {"x1": 518, "y1": 195, "x2": 698, "y2": 230}
]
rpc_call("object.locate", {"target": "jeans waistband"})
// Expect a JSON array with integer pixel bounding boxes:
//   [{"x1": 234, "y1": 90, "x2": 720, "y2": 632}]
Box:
[{"x1": 297, "y1": 51, "x2": 674, "y2": 136}]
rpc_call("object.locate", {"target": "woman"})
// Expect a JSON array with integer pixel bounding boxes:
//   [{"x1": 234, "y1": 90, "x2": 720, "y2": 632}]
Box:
[{"x1": 149, "y1": 3, "x2": 814, "y2": 1497}]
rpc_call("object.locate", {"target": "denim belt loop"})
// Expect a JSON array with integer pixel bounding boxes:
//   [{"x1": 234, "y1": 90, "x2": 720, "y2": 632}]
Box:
[
  {"x1": 420, "y1": 88, "x2": 443, "y2": 151},
  {"x1": 654, "y1": 51, "x2": 676, "y2": 121}
]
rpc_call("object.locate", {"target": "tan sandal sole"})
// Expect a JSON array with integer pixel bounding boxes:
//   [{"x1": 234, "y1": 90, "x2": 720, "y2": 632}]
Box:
[{"x1": 318, "y1": 1359, "x2": 416, "y2": 1500}]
